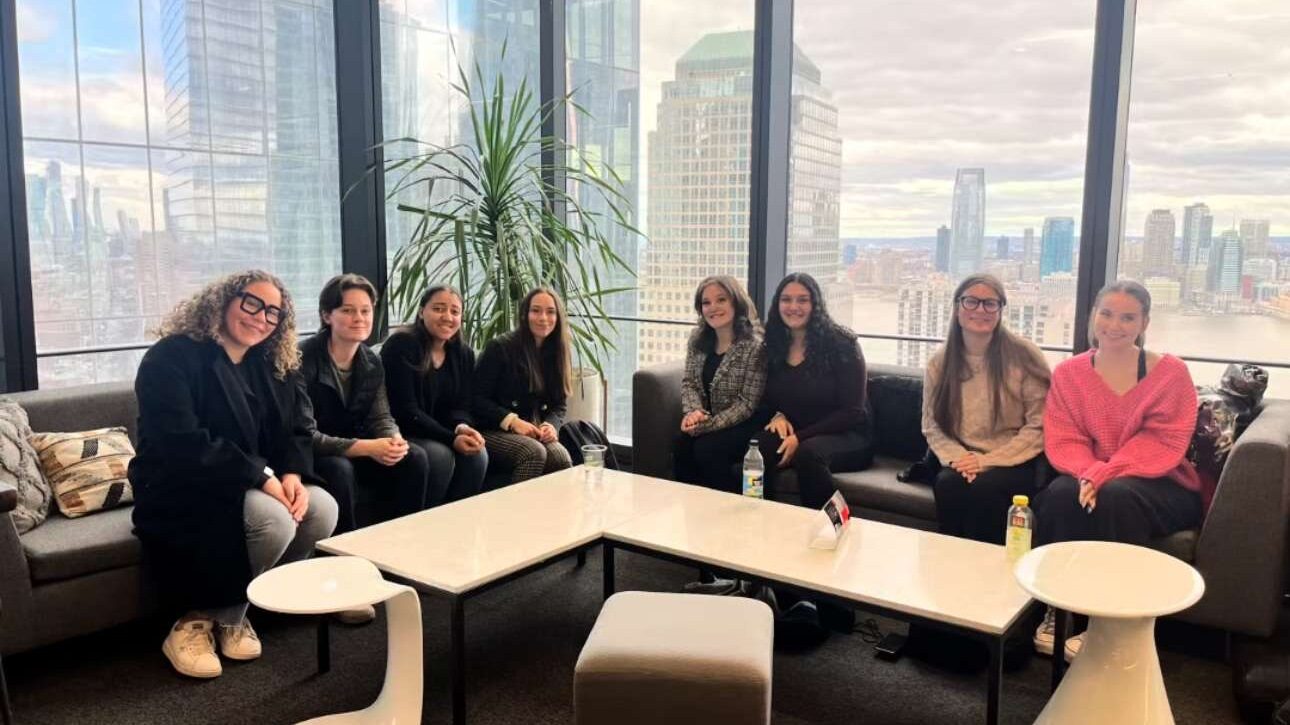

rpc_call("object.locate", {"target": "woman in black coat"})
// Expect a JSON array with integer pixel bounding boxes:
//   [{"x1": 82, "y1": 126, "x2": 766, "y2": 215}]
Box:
[
  {"x1": 297, "y1": 274, "x2": 430, "y2": 539},
  {"x1": 129, "y1": 270, "x2": 338, "y2": 679},
  {"x1": 381, "y1": 284, "x2": 488, "y2": 503},
  {"x1": 473, "y1": 287, "x2": 574, "y2": 483}
]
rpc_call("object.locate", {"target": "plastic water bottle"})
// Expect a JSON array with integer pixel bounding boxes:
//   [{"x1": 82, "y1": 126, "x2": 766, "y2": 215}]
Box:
[
  {"x1": 1005, "y1": 495, "x2": 1034, "y2": 562},
  {"x1": 742, "y1": 440, "x2": 764, "y2": 499}
]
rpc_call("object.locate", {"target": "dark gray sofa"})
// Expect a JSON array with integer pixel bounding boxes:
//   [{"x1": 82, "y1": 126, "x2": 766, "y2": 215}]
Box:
[{"x1": 633, "y1": 360, "x2": 1290, "y2": 639}]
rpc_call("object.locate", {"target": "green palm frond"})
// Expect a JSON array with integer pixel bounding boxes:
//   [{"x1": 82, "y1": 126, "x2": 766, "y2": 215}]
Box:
[{"x1": 381, "y1": 51, "x2": 639, "y2": 377}]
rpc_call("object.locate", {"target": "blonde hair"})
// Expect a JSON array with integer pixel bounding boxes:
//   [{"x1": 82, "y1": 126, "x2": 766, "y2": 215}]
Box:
[{"x1": 153, "y1": 269, "x2": 300, "y2": 380}]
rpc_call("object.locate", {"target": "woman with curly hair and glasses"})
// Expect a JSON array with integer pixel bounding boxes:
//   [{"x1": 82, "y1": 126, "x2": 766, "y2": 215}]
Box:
[
  {"x1": 129, "y1": 270, "x2": 338, "y2": 679},
  {"x1": 673, "y1": 275, "x2": 767, "y2": 493}
]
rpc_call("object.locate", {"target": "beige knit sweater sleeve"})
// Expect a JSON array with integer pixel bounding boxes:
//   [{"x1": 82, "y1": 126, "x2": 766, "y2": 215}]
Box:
[{"x1": 921, "y1": 350, "x2": 970, "y2": 465}]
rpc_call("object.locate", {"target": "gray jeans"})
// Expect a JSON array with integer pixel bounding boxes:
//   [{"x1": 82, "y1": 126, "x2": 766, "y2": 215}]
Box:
[{"x1": 202, "y1": 485, "x2": 338, "y2": 625}]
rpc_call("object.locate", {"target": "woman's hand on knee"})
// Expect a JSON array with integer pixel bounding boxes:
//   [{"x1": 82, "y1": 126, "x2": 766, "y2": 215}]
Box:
[
  {"x1": 281, "y1": 474, "x2": 309, "y2": 522},
  {"x1": 765, "y1": 414, "x2": 793, "y2": 439},
  {"x1": 950, "y1": 453, "x2": 981, "y2": 483},
  {"x1": 680, "y1": 410, "x2": 708, "y2": 433},
  {"x1": 510, "y1": 419, "x2": 541, "y2": 439},
  {"x1": 538, "y1": 423, "x2": 558, "y2": 443}
]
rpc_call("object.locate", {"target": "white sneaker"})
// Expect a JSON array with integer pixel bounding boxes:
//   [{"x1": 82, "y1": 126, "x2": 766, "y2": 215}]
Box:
[
  {"x1": 163, "y1": 618, "x2": 221, "y2": 679},
  {"x1": 1034, "y1": 607, "x2": 1056, "y2": 655},
  {"x1": 1064, "y1": 632, "x2": 1084, "y2": 662},
  {"x1": 218, "y1": 619, "x2": 262, "y2": 661},
  {"x1": 334, "y1": 605, "x2": 376, "y2": 625}
]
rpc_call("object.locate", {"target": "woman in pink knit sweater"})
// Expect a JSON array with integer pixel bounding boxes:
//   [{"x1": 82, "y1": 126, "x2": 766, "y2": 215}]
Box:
[{"x1": 1033, "y1": 280, "x2": 1200, "y2": 660}]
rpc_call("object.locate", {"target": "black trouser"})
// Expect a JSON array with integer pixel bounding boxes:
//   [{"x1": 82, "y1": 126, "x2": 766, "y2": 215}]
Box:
[
  {"x1": 759, "y1": 429, "x2": 872, "y2": 510},
  {"x1": 934, "y1": 457, "x2": 1041, "y2": 545},
  {"x1": 412, "y1": 438, "x2": 489, "y2": 506},
  {"x1": 1034, "y1": 474, "x2": 1202, "y2": 547},
  {"x1": 673, "y1": 417, "x2": 764, "y2": 494},
  {"x1": 314, "y1": 444, "x2": 430, "y2": 534}
]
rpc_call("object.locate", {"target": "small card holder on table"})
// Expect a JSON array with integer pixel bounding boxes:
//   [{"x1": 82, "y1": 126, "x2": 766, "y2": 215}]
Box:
[{"x1": 808, "y1": 491, "x2": 851, "y2": 550}]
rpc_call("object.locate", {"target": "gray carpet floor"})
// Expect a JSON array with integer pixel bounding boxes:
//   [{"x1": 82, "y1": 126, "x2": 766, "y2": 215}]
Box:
[{"x1": 6, "y1": 547, "x2": 1243, "y2": 724}]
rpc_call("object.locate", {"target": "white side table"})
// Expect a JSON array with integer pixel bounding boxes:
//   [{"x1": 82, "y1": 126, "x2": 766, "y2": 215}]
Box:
[
  {"x1": 1015, "y1": 541, "x2": 1204, "y2": 725},
  {"x1": 248, "y1": 556, "x2": 422, "y2": 725}
]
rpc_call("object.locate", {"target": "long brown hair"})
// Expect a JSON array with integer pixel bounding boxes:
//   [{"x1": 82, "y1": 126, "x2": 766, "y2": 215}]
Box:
[
  {"x1": 688, "y1": 275, "x2": 761, "y2": 354},
  {"x1": 514, "y1": 287, "x2": 573, "y2": 398},
  {"x1": 1088, "y1": 279, "x2": 1152, "y2": 348},
  {"x1": 930, "y1": 274, "x2": 1050, "y2": 441}
]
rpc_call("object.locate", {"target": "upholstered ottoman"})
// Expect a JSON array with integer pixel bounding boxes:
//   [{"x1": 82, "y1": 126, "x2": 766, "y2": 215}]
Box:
[{"x1": 574, "y1": 591, "x2": 774, "y2": 725}]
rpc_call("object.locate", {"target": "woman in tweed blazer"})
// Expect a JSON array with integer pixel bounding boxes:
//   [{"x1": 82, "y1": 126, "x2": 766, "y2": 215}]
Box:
[{"x1": 674, "y1": 275, "x2": 768, "y2": 493}]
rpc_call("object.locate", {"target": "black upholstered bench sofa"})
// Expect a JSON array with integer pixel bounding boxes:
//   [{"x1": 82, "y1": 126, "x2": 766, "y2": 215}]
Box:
[{"x1": 632, "y1": 360, "x2": 1290, "y2": 639}]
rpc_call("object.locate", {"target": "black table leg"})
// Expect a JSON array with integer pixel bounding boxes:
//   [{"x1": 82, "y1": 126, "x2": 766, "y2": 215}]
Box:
[
  {"x1": 316, "y1": 617, "x2": 331, "y2": 674},
  {"x1": 1052, "y1": 608, "x2": 1068, "y2": 692},
  {"x1": 603, "y1": 543, "x2": 616, "y2": 600},
  {"x1": 450, "y1": 596, "x2": 466, "y2": 725},
  {"x1": 987, "y1": 637, "x2": 1002, "y2": 725}
]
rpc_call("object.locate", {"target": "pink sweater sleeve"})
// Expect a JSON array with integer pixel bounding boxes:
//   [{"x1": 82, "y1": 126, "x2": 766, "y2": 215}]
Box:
[
  {"x1": 1084, "y1": 360, "x2": 1198, "y2": 489},
  {"x1": 1043, "y1": 362, "x2": 1101, "y2": 480}
]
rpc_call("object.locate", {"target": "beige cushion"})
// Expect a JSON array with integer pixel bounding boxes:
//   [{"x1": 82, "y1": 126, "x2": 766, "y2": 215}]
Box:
[
  {"x1": 575, "y1": 591, "x2": 773, "y2": 725},
  {"x1": 0, "y1": 399, "x2": 53, "y2": 533},
  {"x1": 29, "y1": 427, "x2": 135, "y2": 518}
]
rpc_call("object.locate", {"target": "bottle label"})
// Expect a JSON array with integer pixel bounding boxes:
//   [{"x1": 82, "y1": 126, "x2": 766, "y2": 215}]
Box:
[
  {"x1": 743, "y1": 472, "x2": 763, "y2": 499},
  {"x1": 1005, "y1": 526, "x2": 1032, "y2": 562}
]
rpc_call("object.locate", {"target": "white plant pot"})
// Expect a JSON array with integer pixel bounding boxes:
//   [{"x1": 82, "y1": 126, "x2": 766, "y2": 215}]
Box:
[{"x1": 566, "y1": 367, "x2": 604, "y2": 427}]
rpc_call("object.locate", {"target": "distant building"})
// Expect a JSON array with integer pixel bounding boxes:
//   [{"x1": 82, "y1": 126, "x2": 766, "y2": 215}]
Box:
[
  {"x1": 1143, "y1": 276, "x2": 1181, "y2": 310},
  {"x1": 1182, "y1": 202, "x2": 1213, "y2": 267},
  {"x1": 1209, "y1": 229, "x2": 1244, "y2": 294},
  {"x1": 1143, "y1": 209, "x2": 1176, "y2": 277},
  {"x1": 949, "y1": 168, "x2": 985, "y2": 278},
  {"x1": 1240, "y1": 219, "x2": 1271, "y2": 259},
  {"x1": 1039, "y1": 217, "x2": 1074, "y2": 278},
  {"x1": 995, "y1": 235, "x2": 1010, "y2": 260},
  {"x1": 935, "y1": 225, "x2": 951, "y2": 273}
]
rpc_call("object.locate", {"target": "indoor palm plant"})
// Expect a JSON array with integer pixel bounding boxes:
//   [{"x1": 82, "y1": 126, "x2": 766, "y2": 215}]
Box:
[{"x1": 382, "y1": 51, "x2": 638, "y2": 388}]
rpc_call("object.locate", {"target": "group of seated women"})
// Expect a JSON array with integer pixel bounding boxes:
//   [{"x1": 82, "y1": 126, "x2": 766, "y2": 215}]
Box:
[
  {"x1": 127, "y1": 265, "x2": 1201, "y2": 679},
  {"x1": 128, "y1": 271, "x2": 576, "y2": 678},
  {"x1": 673, "y1": 272, "x2": 1202, "y2": 660}
]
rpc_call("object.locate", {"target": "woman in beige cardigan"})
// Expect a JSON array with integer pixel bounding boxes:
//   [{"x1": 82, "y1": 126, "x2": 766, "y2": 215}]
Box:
[
  {"x1": 673, "y1": 275, "x2": 767, "y2": 493},
  {"x1": 922, "y1": 273, "x2": 1051, "y2": 544}
]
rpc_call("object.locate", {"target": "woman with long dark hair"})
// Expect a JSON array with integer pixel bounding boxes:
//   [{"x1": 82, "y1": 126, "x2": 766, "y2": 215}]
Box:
[
  {"x1": 759, "y1": 273, "x2": 872, "y2": 509},
  {"x1": 381, "y1": 284, "x2": 489, "y2": 504},
  {"x1": 473, "y1": 287, "x2": 574, "y2": 483},
  {"x1": 1033, "y1": 280, "x2": 1200, "y2": 661},
  {"x1": 923, "y1": 274, "x2": 1050, "y2": 544},
  {"x1": 673, "y1": 275, "x2": 767, "y2": 492},
  {"x1": 130, "y1": 270, "x2": 338, "y2": 679}
]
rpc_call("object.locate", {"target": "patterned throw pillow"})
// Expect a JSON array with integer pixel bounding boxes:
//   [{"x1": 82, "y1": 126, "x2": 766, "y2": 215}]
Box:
[
  {"x1": 28, "y1": 428, "x2": 135, "y2": 518},
  {"x1": 0, "y1": 399, "x2": 53, "y2": 533}
]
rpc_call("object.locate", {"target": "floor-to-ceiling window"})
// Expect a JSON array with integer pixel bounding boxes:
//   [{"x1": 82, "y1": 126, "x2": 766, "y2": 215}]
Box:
[
  {"x1": 16, "y1": 0, "x2": 342, "y2": 387},
  {"x1": 569, "y1": 0, "x2": 753, "y2": 440},
  {"x1": 789, "y1": 0, "x2": 1097, "y2": 369},
  {"x1": 1117, "y1": 0, "x2": 1290, "y2": 397}
]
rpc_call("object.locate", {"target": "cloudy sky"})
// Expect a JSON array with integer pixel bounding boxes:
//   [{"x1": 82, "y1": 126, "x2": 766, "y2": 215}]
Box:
[
  {"x1": 639, "y1": 0, "x2": 1290, "y2": 240},
  {"x1": 15, "y1": 0, "x2": 1290, "y2": 245}
]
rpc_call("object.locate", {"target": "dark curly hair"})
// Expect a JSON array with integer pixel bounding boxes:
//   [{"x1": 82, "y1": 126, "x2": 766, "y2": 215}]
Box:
[{"x1": 764, "y1": 272, "x2": 858, "y2": 375}]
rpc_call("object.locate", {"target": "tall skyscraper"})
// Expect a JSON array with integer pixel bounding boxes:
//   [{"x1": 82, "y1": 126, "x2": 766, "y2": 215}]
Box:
[
  {"x1": 1209, "y1": 229, "x2": 1244, "y2": 295},
  {"x1": 642, "y1": 31, "x2": 840, "y2": 364},
  {"x1": 995, "y1": 235, "x2": 1010, "y2": 259},
  {"x1": 1182, "y1": 202, "x2": 1213, "y2": 267},
  {"x1": 160, "y1": 0, "x2": 340, "y2": 302},
  {"x1": 1039, "y1": 217, "x2": 1074, "y2": 278},
  {"x1": 1021, "y1": 226, "x2": 1038, "y2": 283},
  {"x1": 935, "y1": 225, "x2": 951, "y2": 273},
  {"x1": 1143, "y1": 209, "x2": 1176, "y2": 276},
  {"x1": 1240, "y1": 219, "x2": 1271, "y2": 259},
  {"x1": 949, "y1": 168, "x2": 985, "y2": 279}
]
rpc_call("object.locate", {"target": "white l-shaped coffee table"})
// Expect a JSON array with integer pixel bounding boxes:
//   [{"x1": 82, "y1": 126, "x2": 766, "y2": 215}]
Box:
[{"x1": 316, "y1": 467, "x2": 1035, "y2": 725}]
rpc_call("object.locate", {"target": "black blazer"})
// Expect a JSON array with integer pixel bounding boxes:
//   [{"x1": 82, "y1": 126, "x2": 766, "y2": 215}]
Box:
[
  {"x1": 380, "y1": 330, "x2": 476, "y2": 445},
  {"x1": 129, "y1": 335, "x2": 319, "y2": 610},
  {"x1": 473, "y1": 332, "x2": 567, "y2": 430}
]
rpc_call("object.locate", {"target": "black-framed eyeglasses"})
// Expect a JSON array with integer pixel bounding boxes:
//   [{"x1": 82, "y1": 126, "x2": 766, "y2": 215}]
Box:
[
  {"x1": 957, "y1": 296, "x2": 1003, "y2": 313},
  {"x1": 239, "y1": 292, "x2": 283, "y2": 326}
]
